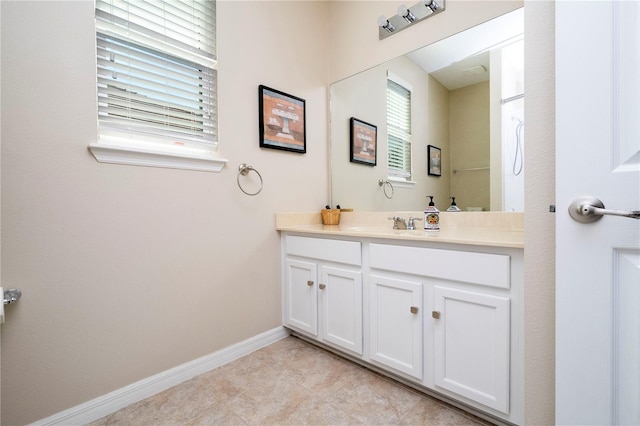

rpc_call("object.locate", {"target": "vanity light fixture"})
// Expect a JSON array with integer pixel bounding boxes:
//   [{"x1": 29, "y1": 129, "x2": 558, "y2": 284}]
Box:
[
  {"x1": 377, "y1": 16, "x2": 396, "y2": 33},
  {"x1": 378, "y1": 0, "x2": 445, "y2": 40}
]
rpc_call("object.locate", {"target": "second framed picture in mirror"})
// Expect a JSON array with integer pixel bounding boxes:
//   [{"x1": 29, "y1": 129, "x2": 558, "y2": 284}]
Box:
[{"x1": 350, "y1": 117, "x2": 377, "y2": 166}]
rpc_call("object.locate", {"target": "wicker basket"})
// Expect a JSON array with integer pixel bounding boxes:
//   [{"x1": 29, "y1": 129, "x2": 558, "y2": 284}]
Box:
[{"x1": 321, "y1": 209, "x2": 341, "y2": 225}]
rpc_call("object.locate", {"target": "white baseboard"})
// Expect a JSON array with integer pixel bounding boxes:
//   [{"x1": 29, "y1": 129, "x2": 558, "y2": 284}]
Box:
[{"x1": 30, "y1": 326, "x2": 290, "y2": 426}]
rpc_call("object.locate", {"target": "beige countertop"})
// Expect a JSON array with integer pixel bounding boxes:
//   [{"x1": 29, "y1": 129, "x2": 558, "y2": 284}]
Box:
[{"x1": 276, "y1": 211, "x2": 524, "y2": 249}]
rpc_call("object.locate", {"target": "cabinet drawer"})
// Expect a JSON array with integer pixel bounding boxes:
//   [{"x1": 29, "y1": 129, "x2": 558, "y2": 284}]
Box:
[
  {"x1": 286, "y1": 235, "x2": 361, "y2": 266},
  {"x1": 370, "y1": 244, "x2": 509, "y2": 289}
]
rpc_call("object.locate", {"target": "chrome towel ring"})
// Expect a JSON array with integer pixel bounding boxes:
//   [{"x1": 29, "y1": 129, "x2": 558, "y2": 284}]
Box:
[
  {"x1": 378, "y1": 179, "x2": 394, "y2": 199},
  {"x1": 237, "y1": 163, "x2": 263, "y2": 196}
]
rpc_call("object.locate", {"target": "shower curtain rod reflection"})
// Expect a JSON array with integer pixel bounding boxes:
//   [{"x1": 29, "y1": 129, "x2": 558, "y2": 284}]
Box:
[{"x1": 501, "y1": 93, "x2": 524, "y2": 104}]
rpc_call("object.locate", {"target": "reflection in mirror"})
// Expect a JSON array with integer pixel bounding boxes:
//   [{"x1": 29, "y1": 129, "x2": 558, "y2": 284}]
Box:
[{"x1": 330, "y1": 8, "x2": 524, "y2": 212}]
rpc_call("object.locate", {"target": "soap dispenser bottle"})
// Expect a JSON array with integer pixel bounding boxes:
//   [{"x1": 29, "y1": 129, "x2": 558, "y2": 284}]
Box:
[
  {"x1": 424, "y1": 196, "x2": 440, "y2": 231},
  {"x1": 447, "y1": 196, "x2": 461, "y2": 212}
]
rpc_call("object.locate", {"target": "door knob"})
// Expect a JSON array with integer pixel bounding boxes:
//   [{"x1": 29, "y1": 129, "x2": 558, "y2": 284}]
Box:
[
  {"x1": 319, "y1": 283, "x2": 326, "y2": 290},
  {"x1": 3, "y1": 288, "x2": 21, "y2": 305},
  {"x1": 0, "y1": 288, "x2": 21, "y2": 324},
  {"x1": 569, "y1": 196, "x2": 640, "y2": 223}
]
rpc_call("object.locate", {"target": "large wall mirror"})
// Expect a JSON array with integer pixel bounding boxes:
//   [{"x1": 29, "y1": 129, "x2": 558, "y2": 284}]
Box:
[{"x1": 330, "y1": 8, "x2": 524, "y2": 212}]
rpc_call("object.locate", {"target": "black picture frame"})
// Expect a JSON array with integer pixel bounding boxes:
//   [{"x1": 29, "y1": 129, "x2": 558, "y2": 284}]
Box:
[
  {"x1": 258, "y1": 85, "x2": 306, "y2": 153},
  {"x1": 428, "y1": 145, "x2": 442, "y2": 176},
  {"x1": 350, "y1": 117, "x2": 377, "y2": 166}
]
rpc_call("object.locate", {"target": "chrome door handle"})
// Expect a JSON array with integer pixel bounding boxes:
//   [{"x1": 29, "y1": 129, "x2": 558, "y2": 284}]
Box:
[{"x1": 569, "y1": 196, "x2": 640, "y2": 223}]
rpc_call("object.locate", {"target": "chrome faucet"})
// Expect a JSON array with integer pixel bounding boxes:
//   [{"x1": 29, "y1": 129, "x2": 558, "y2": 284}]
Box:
[
  {"x1": 407, "y1": 217, "x2": 423, "y2": 230},
  {"x1": 388, "y1": 216, "x2": 407, "y2": 229},
  {"x1": 387, "y1": 216, "x2": 423, "y2": 230}
]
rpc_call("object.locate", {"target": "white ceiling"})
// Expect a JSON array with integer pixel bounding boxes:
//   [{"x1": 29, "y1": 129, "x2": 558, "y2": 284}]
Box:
[{"x1": 406, "y1": 8, "x2": 524, "y2": 91}]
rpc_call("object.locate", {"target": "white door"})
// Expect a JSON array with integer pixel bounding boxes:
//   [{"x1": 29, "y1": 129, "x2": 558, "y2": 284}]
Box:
[
  {"x1": 556, "y1": 2, "x2": 640, "y2": 425},
  {"x1": 319, "y1": 265, "x2": 362, "y2": 355},
  {"x1": 433, "y1": 286, "x2": 510, "y2": 414},
  {"x1": 284, "y1": 259, "x2": 318, "y2": 335},
  {"x1": 369, "y1": 274, "x2": 423, "y2": 380}
]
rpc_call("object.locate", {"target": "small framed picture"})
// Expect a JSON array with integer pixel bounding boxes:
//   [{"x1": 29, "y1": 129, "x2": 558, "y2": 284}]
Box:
[
  {"x1": 428, "y1": 145, "x2": 441, "y2": 176},
  {"x1": 350, "y1": 117, "x2": 377, "y2": 166},
  {"x1": 258, "y1": 85, "x2": 306, "y2": 153}
]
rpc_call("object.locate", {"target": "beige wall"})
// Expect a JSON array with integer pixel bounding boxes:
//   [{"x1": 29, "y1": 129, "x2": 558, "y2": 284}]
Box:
[
  {"x1": 0, "y1": 3, "x2": 2, "y2": 421},
  {"x1": 523, "y1": 1, "x2": 555, "y2": 424},
  {"x1": 0, "y1": 1, "x2": 329, "y2": 424},
  {"x1": 449, "y1": 81, "x2": 490, "y2": 211},
  {"x1": 1, "y1": 0, "x2": 556, "y2": 424}
]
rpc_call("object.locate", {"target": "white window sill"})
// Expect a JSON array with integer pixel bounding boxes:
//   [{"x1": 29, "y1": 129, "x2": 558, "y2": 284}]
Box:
[
  {"x1": 88, "y1": 141, "x2": 228, "y2": 173},
  {"x1": 388, "y1": 177, "x2": 416, "y2": 189}
]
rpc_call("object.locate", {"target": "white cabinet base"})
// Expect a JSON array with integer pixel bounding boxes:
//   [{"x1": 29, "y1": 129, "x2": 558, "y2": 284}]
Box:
[{"x1": 281, "y1": 233, "x2": 523, "y2": 425}]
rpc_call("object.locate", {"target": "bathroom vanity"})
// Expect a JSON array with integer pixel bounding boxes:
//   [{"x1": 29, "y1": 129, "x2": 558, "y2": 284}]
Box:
[{"x1": 277, "y1": 212, "x2": 524, "y2": 425}]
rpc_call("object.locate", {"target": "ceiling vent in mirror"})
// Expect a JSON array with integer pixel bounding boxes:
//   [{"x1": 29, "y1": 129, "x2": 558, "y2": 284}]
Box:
[
  {"x1": 378, "y1": 0, "x2": 445, "y2": 40},
  {"x1": 462, "y1": 65, "x2": 487, "y2": 76}
]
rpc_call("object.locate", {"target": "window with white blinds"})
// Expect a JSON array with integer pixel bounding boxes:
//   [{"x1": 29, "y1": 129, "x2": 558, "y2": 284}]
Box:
[
  {"x1": 95, "y1": 0, "x2": 217, "y2": 151},
  {"x1": 386, "y1": 75, "x2": 412, "y2": 180}
]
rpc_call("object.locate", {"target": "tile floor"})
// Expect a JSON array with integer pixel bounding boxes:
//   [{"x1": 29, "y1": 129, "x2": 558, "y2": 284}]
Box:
[{"x1": 91, "y1": 336, "x2": 489, "y2": 425}]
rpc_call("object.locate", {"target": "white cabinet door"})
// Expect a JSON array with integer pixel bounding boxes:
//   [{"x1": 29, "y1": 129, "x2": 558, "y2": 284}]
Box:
[
  {"x1": 319, "y1": 266, "x2": 363, "y2": 355},
  {"x1": 433, "y1": 285, "x2": 510, "y2": 413},
  {"x1": 369, "y1": 274, "x2": 423, "y2": 380},
  {"x1": 284, "y1": 259, "x2": 318, "y2": 335}
]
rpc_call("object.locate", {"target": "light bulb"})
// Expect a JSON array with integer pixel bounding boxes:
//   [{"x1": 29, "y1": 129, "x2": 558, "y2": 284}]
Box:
[
  {"x1": 377, "y1": 15, "x2": 395, "y2": 32},
  {"x1": 397, "y1": 4, "x2": 416, "y2": 22},
  {"x1": 423, "y1": 0, "x2": 439, "y2": 12}
]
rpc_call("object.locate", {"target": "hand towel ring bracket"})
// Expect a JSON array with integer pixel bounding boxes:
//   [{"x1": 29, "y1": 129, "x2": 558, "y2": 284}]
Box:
[{"x1": 237, "y1": 164, "x2": 263, "y2": 196}]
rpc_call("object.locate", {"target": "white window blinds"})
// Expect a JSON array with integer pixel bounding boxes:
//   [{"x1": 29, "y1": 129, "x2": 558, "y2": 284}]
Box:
[
  {"x1": 95, "y1": 0, "x2": 217, "y2": 150},
  {"x1": 386, "y1": 77, "x2": 412, "y2": 180}
]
